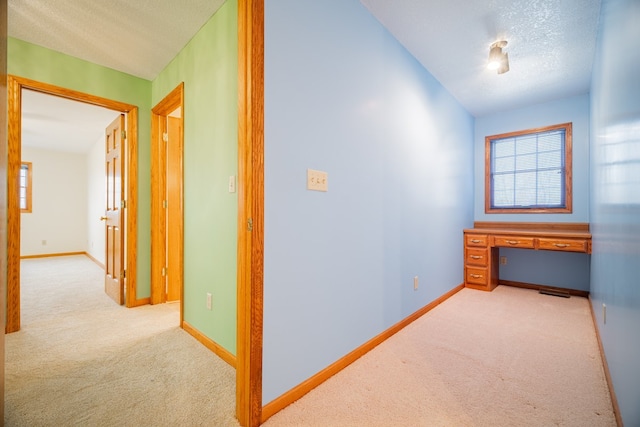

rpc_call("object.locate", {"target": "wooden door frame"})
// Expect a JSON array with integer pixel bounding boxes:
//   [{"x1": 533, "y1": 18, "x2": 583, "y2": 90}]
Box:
[
  {"x1": 1, "y1": 0, "x2": 8, "y2": 417},
  {"x1": 150, "y1": 83, "x2": 184, "y2": 320},
  {"x1": 6, "y1": 75, "x2": 140, "y2": 333},
  {"x1": 237, "y1": 0, "x2": 264, "y2": 426}
]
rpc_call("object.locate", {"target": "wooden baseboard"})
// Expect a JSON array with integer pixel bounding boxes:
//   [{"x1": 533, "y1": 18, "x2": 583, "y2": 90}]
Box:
[
  {"x1": 588, "y1": 297, "x2": 623, "y2": 427},
  {"x1": 261, "y1": 283, "x2": 465, "y2": 423},
  {"x1": 128, "y1": 297, "x2": 150, "y2": 308},
  {"x1": 499, "y1": 280, "x2": 589, "y2": 298},
  {"x1": 20, "y1": 251, "x2": 86, "y2": 259},
  {"x1": 21, "y1": 251, "x2": 106, "y2": 270},
  {"x1": 84, "y1": 252, "x2": 105, "y2": 270},
  {"x1": 182, "y1": 321, "x2": 237, "y2": 368}
]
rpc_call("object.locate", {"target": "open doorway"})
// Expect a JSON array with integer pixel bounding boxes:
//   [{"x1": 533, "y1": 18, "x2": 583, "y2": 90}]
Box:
[
  {"x1": 19, "y1": 89, "x2": 122, "y2": 316},
  {"x1": 19, "y1": 89, "x2": 119, "y2": 262},
  {"x1": 150, "y1": 83, "x2": 184, "y2": 319},
  {"x1": 6, "y1": 75, "x2": 140, "y2": 333}
]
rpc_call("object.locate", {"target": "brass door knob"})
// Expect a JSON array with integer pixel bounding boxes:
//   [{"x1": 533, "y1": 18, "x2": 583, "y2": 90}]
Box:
[{"x1": 100, "y1": 216, "x2": 108, "y2": 221}]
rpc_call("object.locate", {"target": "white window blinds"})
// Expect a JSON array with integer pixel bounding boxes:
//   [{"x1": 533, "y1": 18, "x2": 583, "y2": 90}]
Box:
[{"x1": 490, "y1": 128, "x2": 566, "y2": 209}]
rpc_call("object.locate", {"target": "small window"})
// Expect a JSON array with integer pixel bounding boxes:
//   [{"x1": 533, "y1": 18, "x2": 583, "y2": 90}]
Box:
[
  {"x1": 485, "y1": 123, "x2": 572, "y2": 213},
  {"x1": 20, "y1": 162, "x2": 32, "y2": 213}
]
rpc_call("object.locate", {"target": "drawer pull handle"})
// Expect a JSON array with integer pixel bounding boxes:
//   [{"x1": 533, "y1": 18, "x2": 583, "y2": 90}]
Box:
[
  {"x1": 470, "y1": 255, "x2": 483, "y2": 259},
  {"x1": 553, "y1": 243, "x2": 569, "y2": 248},
  {"x1": 507, "y1": 240, "x2": 519, "y2": 245},
  {"x1": 470, "y1": 239, "x2": 481, "y2": 243},
  {"x1": 470, "y1": 274, "x2": 483, "y2": 279}
]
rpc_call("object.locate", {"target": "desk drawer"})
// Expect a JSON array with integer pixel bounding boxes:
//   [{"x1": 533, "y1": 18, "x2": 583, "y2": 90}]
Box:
[
  {"x1": 465, "y1": 234, "x2": 488, "y2": 247},
  {"x1": 466, "y1": 267, "x2": 488, "y2": 286},
  {"x1": 494, "y1": 236, "x2": 535, "y2": 249},
  {"x1": 538, "y1": 238, "x2": 588, "y2": 253},
  {"x1": 466, "y1": 248, "x2": 488, "y2": 267}
]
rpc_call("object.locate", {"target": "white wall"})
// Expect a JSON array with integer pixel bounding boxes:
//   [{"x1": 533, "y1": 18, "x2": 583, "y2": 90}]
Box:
[
  {"x1": 86, "y1": 136, "x2": 106, "y2": 264},
  {"x1": 21, "y1": 147, "x2": 88, "y2": 256}
]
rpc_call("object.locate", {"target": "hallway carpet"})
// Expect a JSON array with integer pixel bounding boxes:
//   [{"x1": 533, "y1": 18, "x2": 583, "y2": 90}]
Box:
[
  {"x1": 5, "y1": 255, "x2": 239, "y2": 426},
  {"x1": 264, "y1": 286, "x2": 616, "y2": 427},
  {"x1": 6, "y1": 255, "x2": 616, "y2": 426}
]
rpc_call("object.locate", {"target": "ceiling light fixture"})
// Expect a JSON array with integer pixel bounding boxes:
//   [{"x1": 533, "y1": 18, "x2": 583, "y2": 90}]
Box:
[{"x1": 487, "y1": 40, "x2": 509, "y2": 74}]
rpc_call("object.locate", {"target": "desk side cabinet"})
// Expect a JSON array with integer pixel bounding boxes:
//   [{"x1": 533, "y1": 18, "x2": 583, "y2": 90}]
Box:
[{"x1": 464, "y1": 232, "x2": 499, "y2": 291}]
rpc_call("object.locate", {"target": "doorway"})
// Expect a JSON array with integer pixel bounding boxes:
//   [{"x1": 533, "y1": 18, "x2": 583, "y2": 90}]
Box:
[
  {"x1": 150, "y1": 83, "x2": 184, "y2": 317},
  {"x1": 6, "y1": 75, "x2": 140, "y2": 333}
]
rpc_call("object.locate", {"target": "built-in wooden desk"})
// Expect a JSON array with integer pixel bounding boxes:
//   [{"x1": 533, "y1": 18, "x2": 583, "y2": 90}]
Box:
[{"x1": 463, "y1": 222, "x2": 592, "y2": 292}]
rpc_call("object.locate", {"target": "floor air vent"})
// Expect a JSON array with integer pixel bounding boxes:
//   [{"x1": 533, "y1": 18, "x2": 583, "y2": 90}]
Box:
[{"x1": 539, "y1": 287, "x2": 570, "y2": 298}]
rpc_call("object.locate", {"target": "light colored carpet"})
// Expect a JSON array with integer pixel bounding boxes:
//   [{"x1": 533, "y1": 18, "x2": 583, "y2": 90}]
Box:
[
  {"x1": 264, "y1": 286, "x2": 616, "y2": 427},
  {"x1": 7, "y1": 256, "x2": 616, "y2": 426},
  {"x1": 5, "y1": 255, "x2": 240, "y2": 427}
]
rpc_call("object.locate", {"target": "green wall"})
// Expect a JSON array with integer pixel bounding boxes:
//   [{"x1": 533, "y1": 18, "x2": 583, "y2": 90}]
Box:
[
  {"x1": 152, "y1": 0, "x2": 238, "y2": 354},
  {"x1": 8, "y1": 0, "x2": 238, "y2": 355},
  {"x1": 8, "y1": 37, "x2": 153, "y2": 298}
]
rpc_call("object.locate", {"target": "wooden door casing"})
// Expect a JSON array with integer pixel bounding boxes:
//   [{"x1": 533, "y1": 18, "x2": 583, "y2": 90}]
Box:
[
  {"x1": 6, "y1": 76, "x2": 141, "y2": 334},
  {"x1": 166, "y1": 115, "x2": 182, "y2": 302},
  {"x1": 150, "y1": 82, "x2": 184, "y2": 308}
]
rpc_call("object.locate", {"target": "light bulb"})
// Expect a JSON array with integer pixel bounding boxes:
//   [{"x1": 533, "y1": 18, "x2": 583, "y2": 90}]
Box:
[{"x1": 487, "y1": 41, "x2": 509, "y2": 73}]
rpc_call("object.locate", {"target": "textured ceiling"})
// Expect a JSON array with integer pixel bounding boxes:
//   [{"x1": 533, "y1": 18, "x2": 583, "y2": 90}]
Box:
[
  {"x1": 8, "y1": 0, "x2": 226, "y2": 80},
  {"x1": 9, "y1": 0, "x2": 226, "y2": 153},
  {"x1": 360, "y1": 0, "x2": 602, "y2": 117},
  {"x1": 10, "y1": 0, "x2": 603, "y2": 154}
]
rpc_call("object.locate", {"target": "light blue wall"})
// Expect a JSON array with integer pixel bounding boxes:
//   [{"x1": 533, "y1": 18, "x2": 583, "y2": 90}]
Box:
[
  {"x1": 263, "y1": 0, "x2": 474, "y2": 404},
  {"x1": 498, "y1": 248, "x2": 590, "y2": 292},
  {"x1": 589, "y1": 0, "x2": 640, "y2": 424},
  {"x1": 474, "y1": 94, "x2": 591, "y2": 223},
  {"x1": 474, "y1": 95, "x2": 591, "y2": 291}
]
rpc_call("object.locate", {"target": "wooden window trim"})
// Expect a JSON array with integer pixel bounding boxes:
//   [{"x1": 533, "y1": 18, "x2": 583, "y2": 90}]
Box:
[
  {"x1": 20, "y1": 161, "x2": 32, "y2": 213},
  {"x1": 485, "y1": 122, "x2": 573, "y2": 214}
]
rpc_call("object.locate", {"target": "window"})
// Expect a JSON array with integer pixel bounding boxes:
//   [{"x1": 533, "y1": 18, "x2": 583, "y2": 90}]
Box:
[
  {"x1": 20, "y1": 162, "x2": 32, "y2": 213},
  {"x1": 485, "y1": 123, "x2": 572, "y2": 213}
]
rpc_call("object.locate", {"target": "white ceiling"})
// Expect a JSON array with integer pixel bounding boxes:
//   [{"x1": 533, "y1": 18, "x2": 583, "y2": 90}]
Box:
[
  {"x1": 360, "y1": 0, "x2": 602, "y2": 117},
  {"x1": 9, "y1": 0, "x2": 227, "y2": 81},
  {"x1": 9, "y1": 0, "x2": 226, "y2": 153},
  {"x1": 9, "y1": 0, "x2": 602, "y2": 153},
  {"x1": 21, "y1": 90, "x2": 120, "y2": 153}
]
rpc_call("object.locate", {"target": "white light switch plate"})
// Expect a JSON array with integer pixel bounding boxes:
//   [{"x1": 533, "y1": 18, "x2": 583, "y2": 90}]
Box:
[
  {"x1": 228, "y1": 175, "x2": 236, "y2": 193},
  {"x1": 307, "y1": 169, "x2": 328, "y2": 192}
]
